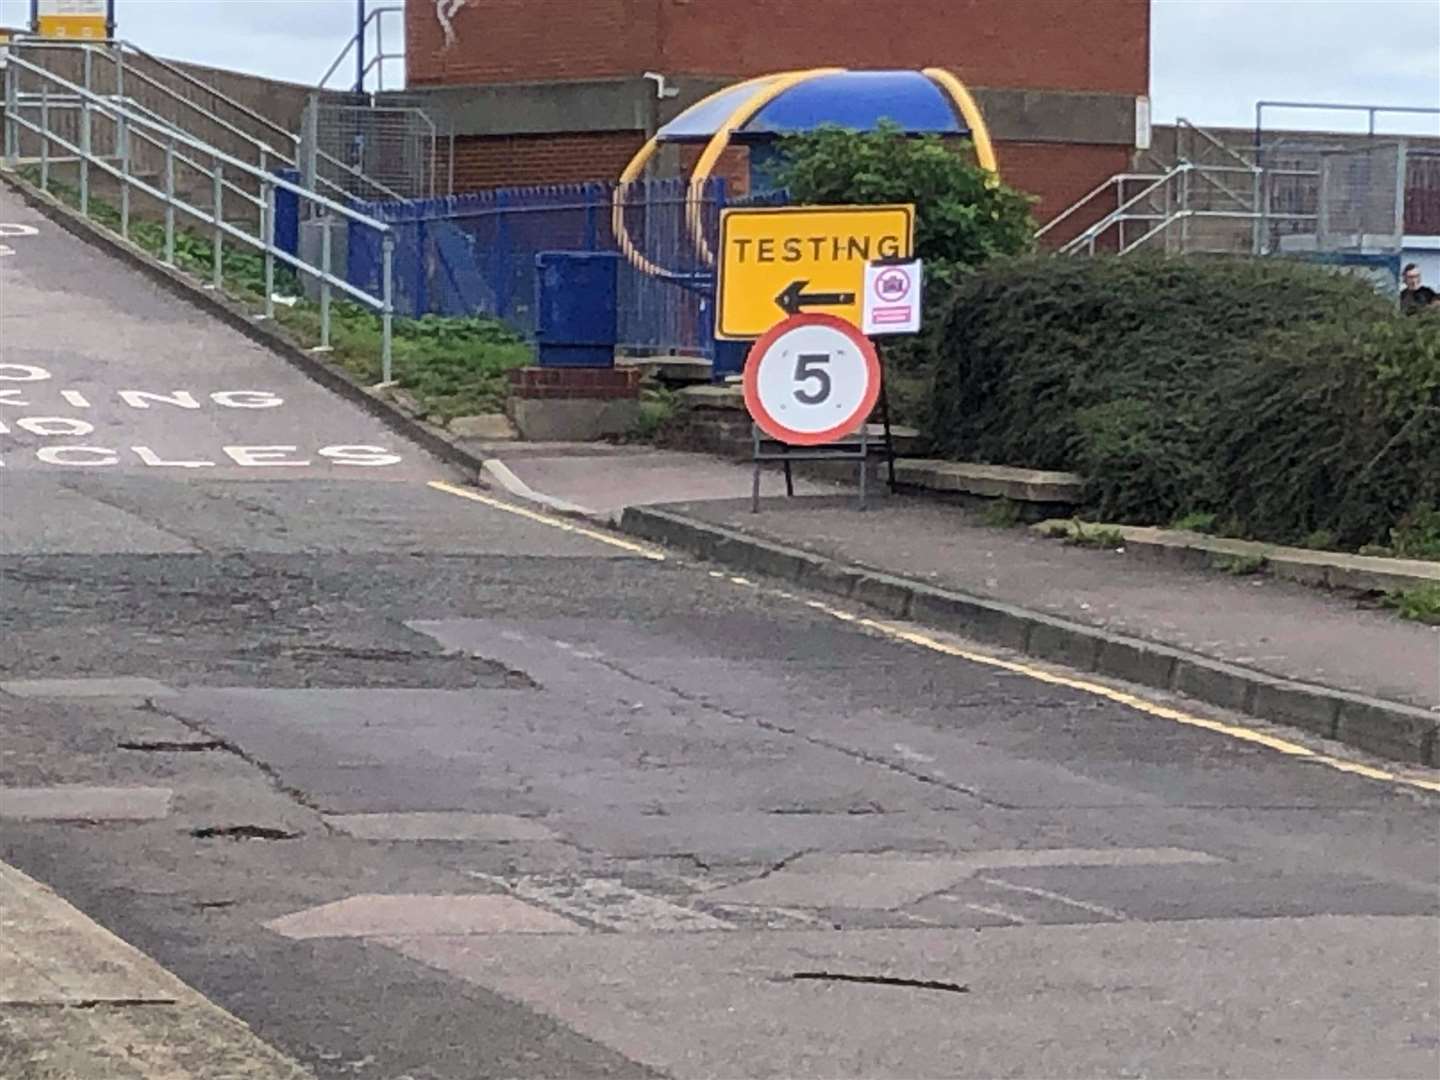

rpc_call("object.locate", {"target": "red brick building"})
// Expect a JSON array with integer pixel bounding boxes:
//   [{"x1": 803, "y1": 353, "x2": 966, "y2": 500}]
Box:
[{"x1": 402, "y1": 0, "x2": 1152, "y2": 229}]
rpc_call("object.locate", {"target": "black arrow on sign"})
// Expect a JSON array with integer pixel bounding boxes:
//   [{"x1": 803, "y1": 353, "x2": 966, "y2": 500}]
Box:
[{"x1": 775, "y1": 279, "x2": 856, "y2": 316}]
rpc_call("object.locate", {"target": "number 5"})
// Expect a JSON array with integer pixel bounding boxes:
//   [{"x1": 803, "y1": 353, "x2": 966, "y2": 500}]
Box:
[{"x1": 794, "y1": 353, "x2": 831, "y2": 405}]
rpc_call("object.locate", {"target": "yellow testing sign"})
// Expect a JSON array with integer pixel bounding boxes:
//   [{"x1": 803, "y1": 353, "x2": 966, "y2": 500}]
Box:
[{"x1": 715, "y1": 204, "x2": 915, "y2": 340}]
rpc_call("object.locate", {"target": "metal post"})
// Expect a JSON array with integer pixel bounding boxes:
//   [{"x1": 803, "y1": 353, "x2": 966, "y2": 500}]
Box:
[
  {"x1": 1179, "y1": 166, "x2": 1191, "y2": 254},
  {"x1": 1394, "y1": 140, "x2": 1408, "y2": 252},
  {"x1": 301, "y1": 95, "x2": 320, "y2": 192},
  {"x1": 375, "y1": 7, "x2": 385, "y2": 93},
  {"x1": 163, "y1": 138, "x2": 176, "y2": 264},
  {"x1": 381, "y1": 231, "x2": 395, "y2": 384},
  {"x1": 113, "y1": 44, "x2": 125, "y2": 158},
  {"x1": 39, "y1": 82, "x2": 49, "y2": 193},
  {"x1": 3, "y1": 62, "x2": 17, "y2": 167},
  {"x1": 356, "y1": 0, "x2": 367, "y2": 93},
  {"x1": 211, "y1": 162, "x2": 224, "y2": 289},
  {"x1": 119, "y1": 116, "x2": 130, "y2": 239},
  {"x1": 319, "y1": 215, "x2": 333, "y2": 349},
  {"x1": 1251, "y1": 167, "x2": 1263, "y2": 255},
  {"x1": 82, "y1": 44, "x2": 93, "y2": 95},
  {"x1": 1163, "y1": 170, "x2": 1173, "y2": 254},
  {"x1": 79, "y1": 101, "x2": 91, "y2": 217},
  {"x1": 262, "y1": 180, "x2": 276, "y2": 318},
  {"x1": 751, "y1": 425, "x2": 762, "y2": 514}
]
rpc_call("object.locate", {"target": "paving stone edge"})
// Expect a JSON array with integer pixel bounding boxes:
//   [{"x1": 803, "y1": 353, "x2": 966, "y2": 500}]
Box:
[
  {"x1": 0, "y1": 169, "x2": 488, "y2": 481},
  {"x1": 619, "y1": 505, "x2": 1440, "y2": 768}
]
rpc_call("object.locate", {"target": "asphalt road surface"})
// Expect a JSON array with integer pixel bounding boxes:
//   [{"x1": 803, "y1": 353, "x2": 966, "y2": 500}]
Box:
[{"x1": 2, "y1": 186, "x2": 1438, "y2": 1079}]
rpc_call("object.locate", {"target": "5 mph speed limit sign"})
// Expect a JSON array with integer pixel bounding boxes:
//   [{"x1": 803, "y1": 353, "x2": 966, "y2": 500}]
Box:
[{"x1": 742, "y1": 313, "x2": 881, "y2": 446}]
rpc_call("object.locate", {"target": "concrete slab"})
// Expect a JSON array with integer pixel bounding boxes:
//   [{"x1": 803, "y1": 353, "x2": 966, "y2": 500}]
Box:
[
  {"x1": 1, "y1": 785, "x2": 173, "y2": 822},
  {"x1": 895, "y1": 459, "x2": 1084, "y2": 503},
  {"x1": 708, "y1": 848, "x2": 1221, "y2": 909},
  {"x1": 323, "y1": 811, "x2": 559, "y2": 842},
  {"x1": 1, "y1": 676, "x2": 177, "y2": 699},
  {"x1": 264, "y1": 893, "x2": 585, "y2": 940}
]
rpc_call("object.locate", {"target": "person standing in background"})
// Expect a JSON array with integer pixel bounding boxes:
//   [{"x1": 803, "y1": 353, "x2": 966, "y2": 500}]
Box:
[{"x1": 1400, "y1": 263, "x2": 1434, "y2": 313}]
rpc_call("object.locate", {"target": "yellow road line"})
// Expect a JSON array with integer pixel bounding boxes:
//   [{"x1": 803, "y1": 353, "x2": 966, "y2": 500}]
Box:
[
  {"x1": 778, "y1": 591, "x2": 1440, "y2": 796},
  {"x1": 427, "y1": 481, "x2": 666, "y2": 561},
  {"x1": 430, "y1": 479, "x2": 1439, "y2": 796}
]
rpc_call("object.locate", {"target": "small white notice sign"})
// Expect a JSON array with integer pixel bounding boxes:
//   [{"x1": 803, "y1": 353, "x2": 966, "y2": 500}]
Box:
[{"x1": 861, "y1": 259, "x2": 923, "y2": 337}]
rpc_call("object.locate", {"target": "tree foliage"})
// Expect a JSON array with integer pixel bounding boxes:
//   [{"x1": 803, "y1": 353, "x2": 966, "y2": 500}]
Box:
[{"x1": 773, "y1": 122, "x2": 1035, "y2": 291}]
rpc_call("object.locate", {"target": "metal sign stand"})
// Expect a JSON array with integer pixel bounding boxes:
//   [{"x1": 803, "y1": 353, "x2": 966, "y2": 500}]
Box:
[
  {"x1": 748, "y1": 355, "x2": 900, "y2": 514},
  {"x1": 752, "y1": 421, "x2": 873, "y2": 513}
]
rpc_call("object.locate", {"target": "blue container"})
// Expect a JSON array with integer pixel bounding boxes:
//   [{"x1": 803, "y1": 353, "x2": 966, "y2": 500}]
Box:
[
  {"x1": 271, "y1": 168, "x2": 301, "y2": 258},
  {"x1": 535, "y1": 251, "x2": 621, "y2": 367}
]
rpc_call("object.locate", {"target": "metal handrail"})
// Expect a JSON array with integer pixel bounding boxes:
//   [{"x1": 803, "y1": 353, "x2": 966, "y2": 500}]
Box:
[
  {"x1": 1058, "y1": 166, "x2": 1190, "y2": 255},
  {"x1": 315, "y1": 146, "x2": 407, "y2": 203},
  {"x1": 11, "y1": 38, "x2": 297, "y2": 172},
  {"x1": 13, "y1": 35, "x2": 299, "y2": 153},
  {"x1": 1175, "y1": 117, "x2": 1255, "y2": 171},
  {"x1": 3, "y1": 53, "x2": 394, "y2": 379},
  {"x1": 318, "y1": 5, "x2": 404, "y2": 93},
  {"x1": 1034, "y1": 171, "x2": 1167, "y2": 240}
]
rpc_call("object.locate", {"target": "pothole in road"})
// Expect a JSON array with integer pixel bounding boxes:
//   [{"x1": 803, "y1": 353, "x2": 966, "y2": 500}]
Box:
[{"x1": 189, "y1": 825, "x2": 299, "y2": 841}]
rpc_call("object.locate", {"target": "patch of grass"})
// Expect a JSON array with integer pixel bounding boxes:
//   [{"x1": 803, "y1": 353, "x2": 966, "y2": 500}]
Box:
[
  {"x1": 1067, "y1": 522, "x2": 1126, "y2": 550},
  {"x1": 1211, "y1": 553, "x2": 1267, "y2": 576},
  {"x1": 626, "y1": 386, "x2": 679, "y2": 443},
  {"x1": 1301, "y1": 529, "x2": 1338, "y2": 551},
  {"x1": 24, "y1": 171, "x2": 530, "y2": 420},
  {"x1": 1388, "y1": 505, "x2": 1440, "y2": 561},
  {"x1": 1171, "y1": 511, "x2": 1218, "y2": 534},
  {"x1": 981, "y1": 498, "x2": 1023, "y2": 528},
  {"x1": 1383, "y1": 583, "x2": 1440, "y2": 625}
]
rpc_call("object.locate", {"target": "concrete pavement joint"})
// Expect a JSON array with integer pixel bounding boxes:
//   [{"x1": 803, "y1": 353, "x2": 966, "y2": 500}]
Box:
[{"x1": 619, "y1": 505, "x2": 1440, "y2": 783}]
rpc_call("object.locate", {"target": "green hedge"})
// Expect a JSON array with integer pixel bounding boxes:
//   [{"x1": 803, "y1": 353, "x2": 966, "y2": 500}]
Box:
[{"x1": 925, "y1": 256, "x2": 1440, "y2": 548}]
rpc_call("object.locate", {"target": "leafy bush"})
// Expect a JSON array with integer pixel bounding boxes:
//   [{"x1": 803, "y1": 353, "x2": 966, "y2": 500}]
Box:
[
  {"x1": 1206, "y1": 316, "x2": 1440, "y2": 548},
  {"x1": 773, "y1": 122, "x2": 1035, "y2": 295},
  {"x1": 925, "y1": 255, "x2": 1438, "y2": 548},
  {"x1": 774, "y1": 123, "x2": 1037, "y2": 403}
]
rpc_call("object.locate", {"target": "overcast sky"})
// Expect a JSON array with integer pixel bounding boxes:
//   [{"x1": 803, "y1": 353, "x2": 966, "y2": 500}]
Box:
[{"x1": 2, "y1": 0, "x2": 1436, "y2": 134}]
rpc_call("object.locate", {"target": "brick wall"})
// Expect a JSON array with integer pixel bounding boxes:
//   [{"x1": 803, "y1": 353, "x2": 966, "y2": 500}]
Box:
[
  {"x1": 408, "y1": 0, "x2": 1149, "y2": 96},
  {"x1": 657, "y1": 0, "x2": 1149, "y2": 95},
  {"x1": 995, "y1": 141, "x2": 1133, "y2": 246},
  {"x1": 452, "y1": 132, "x2": 648, "y2": 189},
  {"x1": 407, "y1": 0, "x2": 656, "y2": 85}
]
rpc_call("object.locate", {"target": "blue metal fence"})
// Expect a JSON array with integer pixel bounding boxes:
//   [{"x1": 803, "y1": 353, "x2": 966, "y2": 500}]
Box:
[{"x1": 346, "y1": 177, "x2": 775, "y2": 356}]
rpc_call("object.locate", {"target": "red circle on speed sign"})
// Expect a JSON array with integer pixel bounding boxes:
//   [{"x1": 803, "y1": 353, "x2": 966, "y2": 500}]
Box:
[{"x1": 742, "y1": 313, "x2": 882, "y2": 446}]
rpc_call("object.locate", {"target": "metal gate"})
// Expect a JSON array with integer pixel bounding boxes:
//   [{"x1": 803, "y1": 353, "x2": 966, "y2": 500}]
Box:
[{"x1": 301, "y1": 95, "x2": 453, "y2": 204}]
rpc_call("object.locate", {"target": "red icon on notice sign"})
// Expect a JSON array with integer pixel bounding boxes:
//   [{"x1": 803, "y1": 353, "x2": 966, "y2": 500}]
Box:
[{"x1": 875, "y1": 268, "x2": 912, "y2": 303}]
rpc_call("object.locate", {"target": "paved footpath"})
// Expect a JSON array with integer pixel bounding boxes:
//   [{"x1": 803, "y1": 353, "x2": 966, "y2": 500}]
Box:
[
  {"x1": 1, "y1": 860, "x2": 310, "y2": 1078},
  {"x1": 496, "y1": 452, "x2": 1440, "y2": 713},
  {"x1": 3, "y1": 182, "x2": 1439, "y2": 1079}
]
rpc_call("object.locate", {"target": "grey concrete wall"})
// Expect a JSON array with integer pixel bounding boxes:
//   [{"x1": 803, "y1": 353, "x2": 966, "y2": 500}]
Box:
[{"x1": 391, "y1": 77, "x2": 1143, "y2": 148}]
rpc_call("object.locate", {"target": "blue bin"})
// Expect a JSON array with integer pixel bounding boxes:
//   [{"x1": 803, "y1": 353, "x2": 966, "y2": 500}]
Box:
[
  {"x1": 271, "y1": 168, "x2": 301, "y2": 259},
  {"x1": 535, "y1": 251, "x2": 620, "y2": 368}
]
